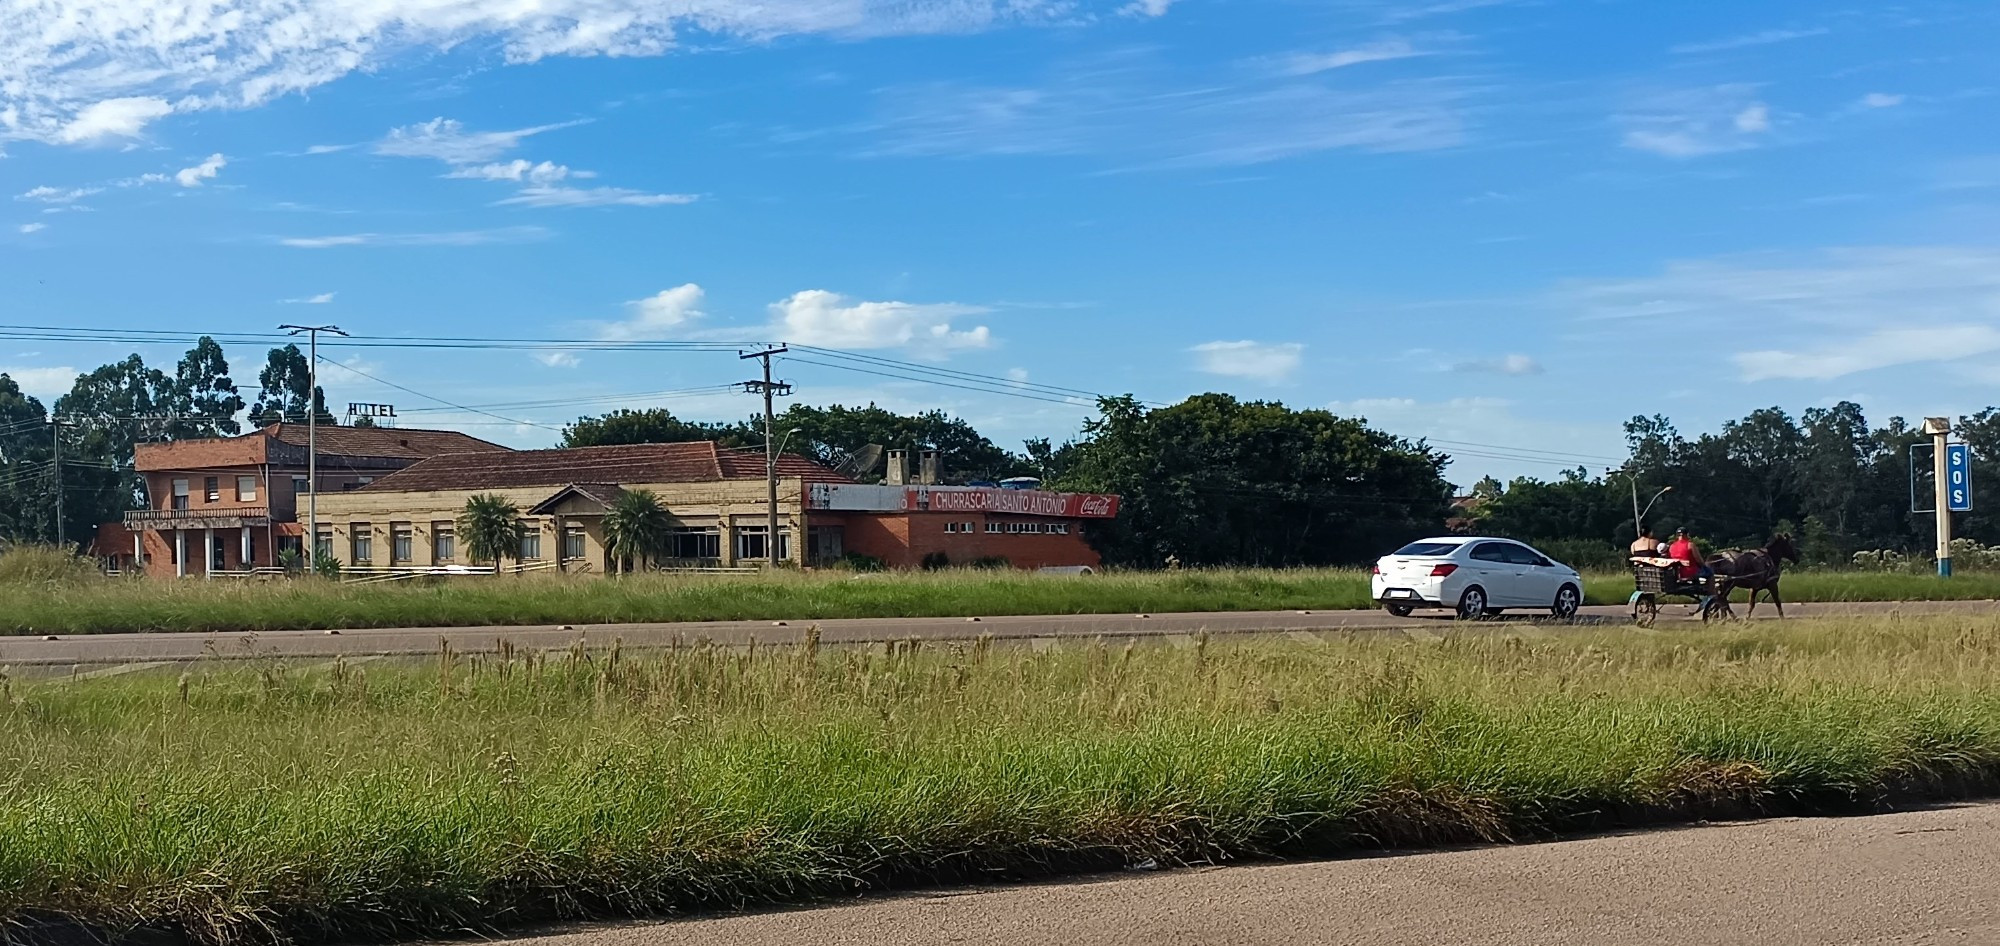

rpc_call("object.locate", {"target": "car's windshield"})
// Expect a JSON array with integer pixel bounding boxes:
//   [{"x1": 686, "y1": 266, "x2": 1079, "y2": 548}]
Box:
[{"x1": 1392, "y1": 542, "x2": 1462, "y2": 557}]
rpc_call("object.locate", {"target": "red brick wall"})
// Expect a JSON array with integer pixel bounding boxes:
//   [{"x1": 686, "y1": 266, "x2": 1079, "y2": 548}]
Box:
[
  {"x1": 832, "y1": 512, "x2": 1101, "y2": 570},
  {"x1": 91, "y1": 521, "x2": 281, "y2": 576}
]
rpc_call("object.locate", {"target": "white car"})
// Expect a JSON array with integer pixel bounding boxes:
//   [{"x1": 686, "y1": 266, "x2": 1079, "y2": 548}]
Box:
[{"x1": 1371, "y1": 537, "x2": 1584, "y2": 620}]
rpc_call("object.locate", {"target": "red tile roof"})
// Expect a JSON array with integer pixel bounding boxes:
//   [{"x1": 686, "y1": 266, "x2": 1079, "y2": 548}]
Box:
[
  {"x1": 261, "y1": 423, "x2": 510, "y2": 460},
  {"x1": 360, "y1": 442, "x2": 852, "y2": 493}
]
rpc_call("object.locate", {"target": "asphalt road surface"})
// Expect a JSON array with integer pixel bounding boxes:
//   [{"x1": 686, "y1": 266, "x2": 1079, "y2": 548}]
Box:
[
  {"x1": 4, "y1": 599, "x2": 1997, "y2": 668},
  {"x1": 498, "y1": 804, "x2": 2000, "y2": 946}
]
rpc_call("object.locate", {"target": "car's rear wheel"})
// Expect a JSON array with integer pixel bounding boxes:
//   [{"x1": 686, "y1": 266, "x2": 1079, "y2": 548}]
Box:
[
  {"x1": 1552, "y1": 583, "x2": 1581, "y2": 620},
  {"x1": 1456, "y1": 586, "x2": 1489, "y2": 621},
  {"x1": 1383, "y1": 602, "x2": 1415, "y2": 618}
]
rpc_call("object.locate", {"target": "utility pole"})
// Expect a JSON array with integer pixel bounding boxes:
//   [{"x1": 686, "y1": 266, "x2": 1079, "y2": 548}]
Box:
[
  {"x1": 50, "y1": 417, "x2": 65, "y2": 549},
  {"x1": 1923, "y1": 417, "x2": 1953, "y2": 577},
  {"x1": 1609, "y1": 468, "x2": 1673, "y2": 537},
  {"x1": 280, "y1": 324, "x2": 347, "y2": 567},
  {"x1": 740, "y1": 346, "x2": 792, "y2": 568}
]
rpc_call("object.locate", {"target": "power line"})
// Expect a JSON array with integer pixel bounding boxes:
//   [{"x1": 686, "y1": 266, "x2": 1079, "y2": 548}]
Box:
[
  {"x1": 785, "y1": 357, "x2": 1094, "y2": 407},
  {"x1": 316, "y1": 356, "x2": 565, "y2": 434}
]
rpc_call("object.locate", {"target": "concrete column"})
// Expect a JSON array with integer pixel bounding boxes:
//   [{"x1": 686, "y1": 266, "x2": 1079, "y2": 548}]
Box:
[
  {"x1": 204, "y1": 527, "x2": 215, "y2": 580},
  {"x1": 241, "y1": 525, "x2": 252, "y2": 571},
  {"x1": 132, "y1": 532, "x2": 142, "y2": 575},
  {"x1": 174, "y1": 529, "x2": 186, "y2": 578},
  {"x1": 719, "y1": 519, "x2": 737, "y2": 567}
]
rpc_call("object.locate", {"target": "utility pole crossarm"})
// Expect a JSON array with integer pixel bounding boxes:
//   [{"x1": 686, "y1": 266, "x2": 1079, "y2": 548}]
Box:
[{"x1": 741, "y1": 346, "x2": 792, "y2": 568}]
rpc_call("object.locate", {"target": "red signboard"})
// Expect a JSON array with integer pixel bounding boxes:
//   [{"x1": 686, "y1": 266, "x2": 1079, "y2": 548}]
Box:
[{"x1": 907, "y1": 487, "x2": 1121, "y2": 518}]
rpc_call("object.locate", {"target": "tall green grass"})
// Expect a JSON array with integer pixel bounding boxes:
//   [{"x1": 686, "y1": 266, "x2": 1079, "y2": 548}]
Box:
[
  {"x1": 2, "y1": 617, "x2": 1998, "y2": 945},
  {"x1": 2, "y1": 565, "x2": 1998, "y2": 635}
]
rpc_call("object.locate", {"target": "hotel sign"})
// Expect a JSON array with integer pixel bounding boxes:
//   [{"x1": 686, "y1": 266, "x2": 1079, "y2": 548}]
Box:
[{"x1": 908, "y1": 487, "x2": 1121, "y2": 518}]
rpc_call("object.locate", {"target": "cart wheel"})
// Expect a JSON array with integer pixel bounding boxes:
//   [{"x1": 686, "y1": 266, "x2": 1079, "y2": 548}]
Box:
[
  {"x1": 1633, "y1": 595, "x2": 1659, "y2": 627},
  {"x1": 1700, "y1": 596, "x2": 1734, "y2": 623}
]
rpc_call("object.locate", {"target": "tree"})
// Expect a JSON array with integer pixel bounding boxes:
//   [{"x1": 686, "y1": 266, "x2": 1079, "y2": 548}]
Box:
[
  {"x1": 601, "y1": 488, "x2": 672, "y2": 573},
  {"x1": 250, "y1": 345, "x2": 334, "y2": 426},
  {"x1": 53, "y1": 354, "x2": 176, "y2": 529},
  {"x1": 168, "y1": 336, "x2": 245, "y2": 438},
  {"x1": 0, "y1": 374, "x2": 55, "y2": 544},
  {"x1": 457, "y1": 494, "x2": 526, "y2": 574},
  {"x1": 1056, "y1": 393, "x2": 1452, "y2": 567},
  {"x1": 776, "y1": 403, "x2": 1031, "y2": 483},
  {"x1": 561, "y1": 408, "x2": 753, "y2": 449}
]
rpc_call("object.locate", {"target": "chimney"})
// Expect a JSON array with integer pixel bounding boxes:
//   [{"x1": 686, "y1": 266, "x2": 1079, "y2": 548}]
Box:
[
  {"x1": 919, "y1": 449, "x2": 941, "y2": 486},
  {"x1": 885, "y1": 449, "x2": 910, "y2": 486}
]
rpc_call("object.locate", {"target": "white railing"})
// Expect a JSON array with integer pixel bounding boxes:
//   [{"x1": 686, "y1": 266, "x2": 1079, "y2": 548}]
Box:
[{"x1": 339, "y1": 560, "x2": 566, "y2": 583}]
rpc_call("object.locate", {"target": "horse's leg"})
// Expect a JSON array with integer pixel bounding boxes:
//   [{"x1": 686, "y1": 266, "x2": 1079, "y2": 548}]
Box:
[
  {"x1": 1770, "y1": 582, "x2": 1784, "y2": 618},
  {"x1": 1742, "y1": 583, "x2": 1758, "y2": 618}
]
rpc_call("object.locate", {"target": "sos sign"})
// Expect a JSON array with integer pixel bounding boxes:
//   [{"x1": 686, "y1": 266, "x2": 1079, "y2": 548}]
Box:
[{"x1": 1947, "y1": 443, "x2": 1973, "y2": 513}]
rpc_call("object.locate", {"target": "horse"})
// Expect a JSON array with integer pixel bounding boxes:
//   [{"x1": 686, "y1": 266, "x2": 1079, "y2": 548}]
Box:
[{"x1": 1708, "y1": 533, "x2": 1801, "y2": 618}]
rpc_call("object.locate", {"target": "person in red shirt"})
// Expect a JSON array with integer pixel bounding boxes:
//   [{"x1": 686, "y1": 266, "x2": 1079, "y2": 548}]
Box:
[{"x1": 1668, "y1": 527, "x2": 1710, "y2": 581}]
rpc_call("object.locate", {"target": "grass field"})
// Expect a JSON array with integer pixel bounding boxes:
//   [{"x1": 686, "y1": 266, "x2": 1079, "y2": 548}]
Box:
[
  {"x1": 2, "y1": 562, "x2": 1998, "y2": 635},
  {"x1": 3, "y1": 616, "x2": 1998, "y2": 945}
]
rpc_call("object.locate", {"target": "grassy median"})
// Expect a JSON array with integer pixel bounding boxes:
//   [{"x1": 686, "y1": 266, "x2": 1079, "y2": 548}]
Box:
[
  {"x1": 3, "y1": 616, "x2": 1998, "y2": 945},
  {"x1": 3, "y1": 562, "x2": 2000, "y2": 635}
]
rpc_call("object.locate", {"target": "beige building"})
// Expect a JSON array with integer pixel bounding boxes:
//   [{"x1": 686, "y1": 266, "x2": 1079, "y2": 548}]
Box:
[{"x1": 313, "y1": 441, "x2": 843, "y2": 572}]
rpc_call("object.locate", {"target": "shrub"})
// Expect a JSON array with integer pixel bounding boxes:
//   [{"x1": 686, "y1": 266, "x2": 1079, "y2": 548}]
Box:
[
  {"x1": 920, "y1": 551, "x2": 950, "y2": 571},
  {"x1": 833, "y1": 552, "x2": 885, "y2": 572},
  {"x1": 970, "y1": 555, "x2": 1012, "y2": 570}
]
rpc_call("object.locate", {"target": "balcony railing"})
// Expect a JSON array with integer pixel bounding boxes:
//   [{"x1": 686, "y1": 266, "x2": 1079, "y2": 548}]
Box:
[{"x1": 124, "y1": 506, "x2": 273, "y2": 529}]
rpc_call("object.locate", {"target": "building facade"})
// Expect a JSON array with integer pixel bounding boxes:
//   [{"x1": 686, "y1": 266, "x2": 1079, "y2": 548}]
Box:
[{"x1": 90, "y1": 424, "x2": 509, "y2": 576}]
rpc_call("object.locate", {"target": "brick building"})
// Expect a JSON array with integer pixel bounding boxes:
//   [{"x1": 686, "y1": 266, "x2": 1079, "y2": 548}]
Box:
[
  {"x1": 90, "y1": 423, "x2": 508, "y2": 576},
  {"x1": 309, "y1": 442, "x2": 1119, "y2": 573}
]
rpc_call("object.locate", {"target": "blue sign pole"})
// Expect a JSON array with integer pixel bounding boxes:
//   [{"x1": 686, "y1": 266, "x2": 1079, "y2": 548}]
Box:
[{"x1": 1947, "y1": 443, "x2": 1973, "y2": 513}]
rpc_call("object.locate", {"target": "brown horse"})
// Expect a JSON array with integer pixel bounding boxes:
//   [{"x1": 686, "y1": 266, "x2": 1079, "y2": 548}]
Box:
[{"x1": 1708, "y1": 533, "x2": 1802, "y2": 617}]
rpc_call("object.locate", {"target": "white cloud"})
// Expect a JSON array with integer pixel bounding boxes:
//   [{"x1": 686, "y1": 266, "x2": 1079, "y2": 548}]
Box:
[
  {"x1": 17, "y1": 186, "x2": 100, "y2": 204},
  {"x1": 1619, "y1": 85, "x2": 1773, "y2": 158},
  {"x1": 281, "y1": 292, "x2": 336, "y2": 304},
  {"x1": 535, "y1": 351, "x2": 581, "y2": 368},
  {"x1": 598, "y1": 284, "x2": 708, "y2": 340},
  {"x1": 55, "y1": 96, "x2": 173, "y2": 143},
  {"x1": 0, "y1": 365, "x2": 79, "y2": 400},
  {"x1": 376, "y1": 118, "x2": 589, "y2": 164},
  {"x1": 1276, "y1": 39, "x2": 1429, "y2": 76},
  {"x1": 279, "y1": 226, "x2": 550, "y2": 248},
  {"x1": 769, "y1": 290, "x2": 992, "y2": 351},
  {"x1": 1191, "y1": 340, "x2": 1304, "y2": 380},
  {"x1": 1452, "y1": 354, "x2": 1542, "y2": 375},
  {"x1": 1737, "y1": 326, "x2": 2000, "y2": 382},
  {"x1": 174, "y1": 153, "x2": 227, "y2": 187},
  {"x1": 1119, "y1": 0, "x2": 1173, "y2": 16},
  {"x1": 304, "y1": 144, "x2": 353, "y2": 155},
  {"x1": 1859, "y1": 92, "x2": 1906, "y2": 109},
  {"x1": 0, "y1": 2, "x2": 1081, "y2": 143},
  {"x1": 1669, "y1": 27, "x2": 1829, "y2": 55},
  {"x1": 1733, "y1": 104, "x2": 1770, "y2": 134},
  {"x1": 494, "y1": 186, "x2": 698, "y2": 208},
  {"x1": 446, "y1": 160, "x2": 581, "y2": 184},
  {"x1": 18, "y1": 223, "x2": 47, "y2": 234},
  {"x1": 1006, "y1": 367, "x2": 1031, "y2": 382}
]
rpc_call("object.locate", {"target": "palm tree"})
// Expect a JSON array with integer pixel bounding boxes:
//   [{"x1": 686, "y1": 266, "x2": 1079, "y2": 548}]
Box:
[
  {"x1": 601, "y1": 488, "x2": 672, "y2": 574},
  {"x1": 457, "y1": 494, "x2": 526, "y2": 575}
]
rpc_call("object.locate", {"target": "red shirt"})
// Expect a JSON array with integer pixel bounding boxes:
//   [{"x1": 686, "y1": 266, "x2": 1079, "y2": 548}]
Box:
[{"x1": 1668, "y1": 537, "x2": 1698, "y2": 579}]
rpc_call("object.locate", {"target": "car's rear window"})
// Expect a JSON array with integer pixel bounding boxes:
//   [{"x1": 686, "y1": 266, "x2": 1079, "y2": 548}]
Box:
[{"x1": 1392, "y1": 542, "x2": 1462, "y2": 557}]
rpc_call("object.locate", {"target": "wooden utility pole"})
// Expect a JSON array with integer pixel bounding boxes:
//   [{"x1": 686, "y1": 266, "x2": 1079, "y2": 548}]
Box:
[{"x1": 740, "y1": 347, "x2": 792, "y2": 568}]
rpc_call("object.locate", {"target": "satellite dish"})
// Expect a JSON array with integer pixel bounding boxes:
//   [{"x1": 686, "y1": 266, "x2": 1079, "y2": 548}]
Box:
[{"x1": 833, "y1": 443, "x2": 885, "y2": 479}]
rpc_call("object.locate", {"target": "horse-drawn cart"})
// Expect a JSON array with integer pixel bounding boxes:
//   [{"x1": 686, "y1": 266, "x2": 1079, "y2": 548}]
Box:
[{"x1": 1629, "y1": 556, "x2": 1735, "y2": 627}]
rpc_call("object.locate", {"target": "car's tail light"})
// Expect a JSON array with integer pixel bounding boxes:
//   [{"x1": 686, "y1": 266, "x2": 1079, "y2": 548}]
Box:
[
  {"x1": 1430, "y1": 564, "x2": 1458, "y2": 577},
  {"x1": 1370, "y1": 564, "x2": 1381, "y2": 574}
]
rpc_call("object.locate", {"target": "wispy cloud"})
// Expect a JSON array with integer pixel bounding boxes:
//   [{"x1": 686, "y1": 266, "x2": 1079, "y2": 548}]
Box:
[
  {"x1": 55, "y1": 96, "x2": 172, "y2": 143},
  {"x1": 447, "y1": 160, "x2": 586, "y2": 184},
  {"x1": 1118, "y1": 0, "x2": 1174, "y2": 17},
  {"x1": 278, "y1": 227, "x2": 550, "y2": 248},
  {"x1": 1272, "y1": 38, "x2": 1432, "y2": 76},
  {"x1": 534, "y1": 351, "x2": 581, "y2": 368},
  {"x1": 857, "y1": 49, "x2": 1471, "y2": 169},
  {"x1": 1619, "y1": 85, "x2": 1775, "y2": 158},
  {"x1": 174, "y1": 153, "x2": 227, "y2": 187},
  {"x1": 376, "y1": 118, "x2": 590, "y2": 164},
  {"x1": 17, "y1": 186, "x2": 100, "y2": 204},
  {"x1": 17, "y1": 223, "x2": 47, "y2": 234},
  {"x1": 1858, "y1": 92, "x2": 1906, "y2": 109},
  {"x1": 281, "y1": 292, "x2": 336, "y2": 304},
  {"x1": 494, "y1": 186, "x2": 699, "y2": 208},
  {"x1": 1738, "y1": 326, "x2": 2000, "y2": 382},
  {"x1": 1670, "y1": 26, "x2": 1829, "y2": 55},
  {"x1": 1451, "y1": 354, "x2": 1542, "y2": 375},
  {"x1": 1191, "y1": 340, "x2": 1304, "y2": 380}
]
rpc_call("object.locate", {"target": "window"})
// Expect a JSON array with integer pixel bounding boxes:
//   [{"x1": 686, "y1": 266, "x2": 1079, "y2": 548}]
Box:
[
  {"x1": 986, "y1": 522, "x2": 1003, "y2": 534},
  {"x1": 210, "y1": 534, "x2": 226, "y2": 572},
  {"x1": 563, "y1": 524, "x2": 586, "y2": 561},
  {"x1": 671, "y1": 528, "x2": 720, "y2": 560},
  {"x1": 1395, "y1": 541, "x2": 1463, "y2": 557},
  {"x1": 520, "y1": 531, "x2": 543, "y2": 561},
  {"x1": 237, "y1": 475, "x2": 258, "y2": 502},
  {"x1": 171, "y1": 478, "x2": 190, "y2": 511},
  {"x1": 314, "y1": 528, "x2": 334, "y2": 562},
  {"x1": 350, "y1": 523, "x2": 373, "y2": 563},
  {"x1": 735, "y1": 527, "x2": 789, "y2": 562},
  {"x1": 204, "y1": 476, "x2": 220, "y2": 503},
  {"x1": 1470, "y1": 543, "x2": 1512, "y2": 563},
  {"x1": 357, "y1": 476, "x2": 374, "y2": 486},
  {"x1": 433, "y1": 523, "x2": 455, "y2": 563},
  {"x1": 392, "y1": 524, "x2": 414, "y2": 564},
  {"x1": 1056, "y1": 524, "x2": 1070, "y2": 535},
  {"x1": 1502, "y1": 544, "x2": 1549, "y2": 567},
  {"x1": 292, "y1": 475, "x2": 309, "y2": 496}
]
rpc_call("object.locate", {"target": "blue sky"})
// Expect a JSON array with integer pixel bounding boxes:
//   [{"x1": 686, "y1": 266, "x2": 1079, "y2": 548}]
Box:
[{"x1": 3, "y1": 0, "x2": 1997, "y2": 485}]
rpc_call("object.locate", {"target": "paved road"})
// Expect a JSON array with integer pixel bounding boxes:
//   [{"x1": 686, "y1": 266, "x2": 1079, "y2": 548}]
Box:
[
  {"x1": 3, "y1": 599, "x2": 1994, "y2": 668},
  {"x1": 504, "y1": 804, "x2": 2000, "y2": 946}
]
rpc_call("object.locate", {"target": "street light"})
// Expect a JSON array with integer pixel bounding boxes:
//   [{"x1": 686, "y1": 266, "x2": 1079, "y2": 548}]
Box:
[{"x1": 1609, "y1": 468, "x2": 1673, "y2": 535}]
